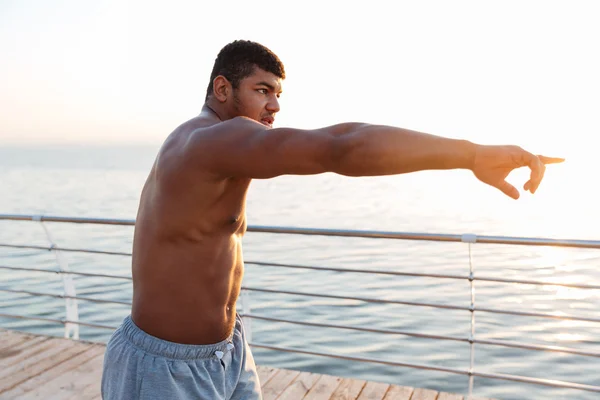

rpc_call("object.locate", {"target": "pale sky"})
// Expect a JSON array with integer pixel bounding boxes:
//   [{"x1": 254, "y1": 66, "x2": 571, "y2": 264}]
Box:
[{"x1": 1, "y1": 0, "x2": 598, "y2": 161}]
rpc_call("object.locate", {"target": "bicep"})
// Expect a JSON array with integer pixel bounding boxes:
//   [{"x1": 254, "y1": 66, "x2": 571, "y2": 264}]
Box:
[{"x1": 185, "y1": 118, "x2": 338, "y2": 179}]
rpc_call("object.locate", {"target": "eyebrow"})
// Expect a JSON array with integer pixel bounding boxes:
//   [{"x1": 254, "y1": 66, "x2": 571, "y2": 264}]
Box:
[{"x1": 256, "y1": 81, "x2": 282, "y2": 93}]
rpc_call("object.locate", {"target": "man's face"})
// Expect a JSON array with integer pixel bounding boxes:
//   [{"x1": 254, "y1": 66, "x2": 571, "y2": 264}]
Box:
[{"x1": 230, "y1": 67, "x2": 283, "y2": 128}]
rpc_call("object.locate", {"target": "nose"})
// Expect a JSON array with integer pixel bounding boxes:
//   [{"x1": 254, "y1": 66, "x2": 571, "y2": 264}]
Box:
[{"x1": 266, "y1": 95, "x2": 280, "y2": 113}]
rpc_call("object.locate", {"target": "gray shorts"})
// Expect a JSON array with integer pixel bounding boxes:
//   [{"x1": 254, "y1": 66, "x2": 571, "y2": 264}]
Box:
[{"x1": 101, "y1": 314, "x2": 262, "y2": 400}]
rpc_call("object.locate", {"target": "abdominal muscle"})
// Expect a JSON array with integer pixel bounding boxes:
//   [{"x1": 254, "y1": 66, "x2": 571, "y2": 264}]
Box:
[{"x1": 131, "y1": 232, "x2": 245, "y2": 345}]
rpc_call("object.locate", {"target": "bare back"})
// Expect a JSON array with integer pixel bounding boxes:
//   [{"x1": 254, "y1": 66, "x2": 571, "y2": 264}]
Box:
[{"x1": 131, "y1": 112, "x2": 251, "y2": 345}]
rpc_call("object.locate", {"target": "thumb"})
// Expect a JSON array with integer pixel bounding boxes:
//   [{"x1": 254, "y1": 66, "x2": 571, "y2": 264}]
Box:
[{"x1": 494, "y1": 180, "x2": 520, "y2": 200}]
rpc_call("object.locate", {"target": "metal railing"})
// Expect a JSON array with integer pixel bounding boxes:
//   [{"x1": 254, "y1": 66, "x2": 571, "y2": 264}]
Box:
[{"x1": 1, "y1": 213, "x2": 600, "y2": 398}]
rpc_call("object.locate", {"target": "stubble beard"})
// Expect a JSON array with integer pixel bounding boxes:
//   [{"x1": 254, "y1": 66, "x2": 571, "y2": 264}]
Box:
[{"x1": 232, "y1": 90, "x2": 243, "y2": 117}]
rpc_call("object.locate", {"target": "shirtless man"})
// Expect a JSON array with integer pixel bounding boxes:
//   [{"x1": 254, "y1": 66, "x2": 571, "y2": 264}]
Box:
[{"x1": 101, "y1": 40, "x2": 563, "y2": 399}]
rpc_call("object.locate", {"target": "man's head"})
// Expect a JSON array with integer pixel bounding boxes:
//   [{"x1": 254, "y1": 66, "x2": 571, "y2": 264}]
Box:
[{"x1": 205, "y1": 40, "x2": 285, "y2": 127}]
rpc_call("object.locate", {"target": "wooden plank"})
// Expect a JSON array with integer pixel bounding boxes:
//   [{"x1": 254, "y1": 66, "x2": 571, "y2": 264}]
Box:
[
  {"x1": 0, "y1": 333, "x2": 47, "y2": 354},
  {"x1": 304, "y1": 374, "x2": 343, "y2": 400},
  {"x1": 0, "y1": 337, "x2": 90, "y2": 393},
  {"x1": 330, "y1": 377, "x2": 367, "y2": 400},
  {"x1": 0, "y1": 337, "x2": 37, "y2": 361},
  {"x1": 438, "y1": 392, "x2": 463, "y2": 400},
  {"x1": 0, "y1": 345, "x2": 104, "y2": 399},
  {"x1": 0, "y1": 330, "x2": 39, "y2": 351},
  {"x1": 257, "y1": 365, "x2": 279, "y2": 387},
  {"x1": 383, "y1": 384, "x2": 414, "y2": 400},
  {"x1": 410, "y1": 388, "x2": 439, "y2": 400},
  {"x1": 274, "y1": 371, "x2": 320, "y2": 400},
  {"x1": 0, "y1": 337, "x2": 72, "y2": 379},
  {"x1": 17, "y1": 350, "x2": 104, "y2": 400},
  {"x1": 357, "y1": 381, "x2": 390, "y2": 400},
  {"x1": 64, "y1": 377, "x2": 102, "y2": 400},
  {"x1": 261, "y1": 368, "x2": 301, "y2": 400},
  {"x1": 0, "y1": 336, "x2": 50, "y2": 367}
]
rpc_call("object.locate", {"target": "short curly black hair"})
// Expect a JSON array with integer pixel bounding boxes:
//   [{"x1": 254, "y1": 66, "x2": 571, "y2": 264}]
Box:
[{"x1": 205, "y1": 40, "x2": 286, "y2": 101}]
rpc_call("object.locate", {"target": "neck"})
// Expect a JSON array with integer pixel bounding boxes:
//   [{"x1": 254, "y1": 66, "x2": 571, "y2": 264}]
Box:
[{"x1": 202, "y1": 101, "x2": 226, "y2": 121}]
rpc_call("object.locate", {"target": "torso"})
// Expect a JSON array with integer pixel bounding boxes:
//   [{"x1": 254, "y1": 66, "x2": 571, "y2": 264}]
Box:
[{"x1": 130, "y1": 114, "x2": 251, "y2": 344}]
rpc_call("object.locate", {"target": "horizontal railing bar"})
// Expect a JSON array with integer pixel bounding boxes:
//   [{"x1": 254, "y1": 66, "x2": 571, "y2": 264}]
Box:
[
  {"x1": 0, "y1": 313, "x2": 117, "y2": 330},
  {"x1": 240, "y1": 313, "x2": 600, "y2": 358},
  {"x1": 473, "y1": 370, "x2": 600, "y2": 393},
  {"x1": 248, "y1": 226, "x2": 600, "y2": 249},
  {"x1": 2, "y1": 214, "x2": 599, "y2": 249},
  {"x1": 241, "y1": 287, "x2": 600, "y2": 323},
  {"x1": 250, "y1": 226, "x2": 466, "y2": 242},
  {"x1": 0, "y1": 288, "x2": 132, "y2": 306},
  {"x1": 249, "y1": 342, "x2": 467, "y2": 375},
  {"x1": 474, "y1": 338, "x2": 600, "y2": 358},
  {"x1": 0, "y1": 243, "x2": 52, "y2": 251},
  {"x1": 245, "y1": 260, "x2": 467, "y2": 280},
  {"x1": 250, "y1": 343, "x2": 600, "y2": 393},
  {"x1": 0, "y1": 243, "x2": 132, "y2": 256},
  {"x1": 247, "y1": 261, "x2": 600, "y2": 290},
  {"x1": 473, "y1": 275, "x2": 600, "y2": 290},
  {"x1": 239, "y1": 313, "x2": 468, "y2": 343},
  {"x1": 0, "y1": 214, "x2": 135, "y2": 226},
  {"x1": 474, "y1": 307, "x2": 600, "y2": 324},
  {"x1": 0, "y1": 265, "x2": 133, "y2": 280},
  {"x1": 242, "y1": 286, "x2": 469, "y2": 311}
]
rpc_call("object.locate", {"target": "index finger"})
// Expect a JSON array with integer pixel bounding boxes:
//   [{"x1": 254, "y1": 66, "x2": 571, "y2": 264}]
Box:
[{"x1": 538, "y1": 155, "x2": 565, "y2": 164}]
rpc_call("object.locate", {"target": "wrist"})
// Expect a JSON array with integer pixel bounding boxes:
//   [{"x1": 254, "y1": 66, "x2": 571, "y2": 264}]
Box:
[{"x1": 459, "y1": 140, "x2": 477, "y2": 170}]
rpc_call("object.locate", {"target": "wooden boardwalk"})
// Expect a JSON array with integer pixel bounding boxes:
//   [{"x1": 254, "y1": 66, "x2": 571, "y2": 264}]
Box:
[{"x1": 0, "y1": 329, "x2": 493, "y2": 400}]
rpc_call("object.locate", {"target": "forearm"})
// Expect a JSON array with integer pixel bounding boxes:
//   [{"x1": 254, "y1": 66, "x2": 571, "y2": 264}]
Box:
[{"x1": 331, "y1": 124, "x2": 477, "y2": 176}]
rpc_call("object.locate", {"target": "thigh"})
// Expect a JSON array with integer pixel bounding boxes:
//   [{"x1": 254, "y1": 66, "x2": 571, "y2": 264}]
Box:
[
  {"x1": 229, "y1": 351, "x2": 261, "y2": 399},
  {"x1": 228, "y1": 325, "x2": 262, "y2": 400},
  {"x1": 101, "y1": 330, "x2": 143, "y2": 400}
]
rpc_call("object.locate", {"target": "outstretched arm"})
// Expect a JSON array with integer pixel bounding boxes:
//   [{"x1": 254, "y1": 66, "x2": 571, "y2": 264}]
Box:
[
  {"x1": 187, "y1": 118, "x2": 474, "y2": 177},
  {"x1": 185, "y1": 116, "x2": 563, "y2": 198}
]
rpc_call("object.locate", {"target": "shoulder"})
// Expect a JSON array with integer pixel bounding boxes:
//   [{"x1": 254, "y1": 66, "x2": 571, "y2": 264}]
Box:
[
  {"x1": 189, "y1": 116, "x2": 266, "y2": 141},
  {"x1": 154, "y1": 117, "x2": 266, "y2": 179},
  {"x1": 152, "y1": 119, "x2": 213, "y2": 180}
]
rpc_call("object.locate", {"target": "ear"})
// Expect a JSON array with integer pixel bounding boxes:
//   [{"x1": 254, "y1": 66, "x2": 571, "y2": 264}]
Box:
[{"x1": 212, "y1": 75, "x2": 230, "y2": 103}]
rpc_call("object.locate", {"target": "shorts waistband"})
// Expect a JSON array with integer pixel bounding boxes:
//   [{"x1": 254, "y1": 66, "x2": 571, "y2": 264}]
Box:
[{"x1": 120, "y1": 315, "x2": 236, "y2": 360}]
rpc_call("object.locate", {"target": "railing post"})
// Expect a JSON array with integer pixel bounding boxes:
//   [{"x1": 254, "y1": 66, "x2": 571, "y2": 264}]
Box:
[
  {"x1": 38, "y1": 217, "x2": 79, "y2": 340},
  {"x1": 240, "y1": 289, "x2": 252, "y2": 342},
  {"x1": 462, "y1": 234, "x2": 477, "y2": 400}
]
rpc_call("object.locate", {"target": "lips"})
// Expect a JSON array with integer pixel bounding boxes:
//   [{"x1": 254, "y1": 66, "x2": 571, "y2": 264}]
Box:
[{"x1": 261, "y1": 116, "x2": 274, "y2": 128}]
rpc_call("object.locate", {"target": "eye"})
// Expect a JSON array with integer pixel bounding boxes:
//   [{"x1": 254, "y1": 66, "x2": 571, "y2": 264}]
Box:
[{"x1": 257, "y1": 89, "x2": 268, "y2": 94}]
